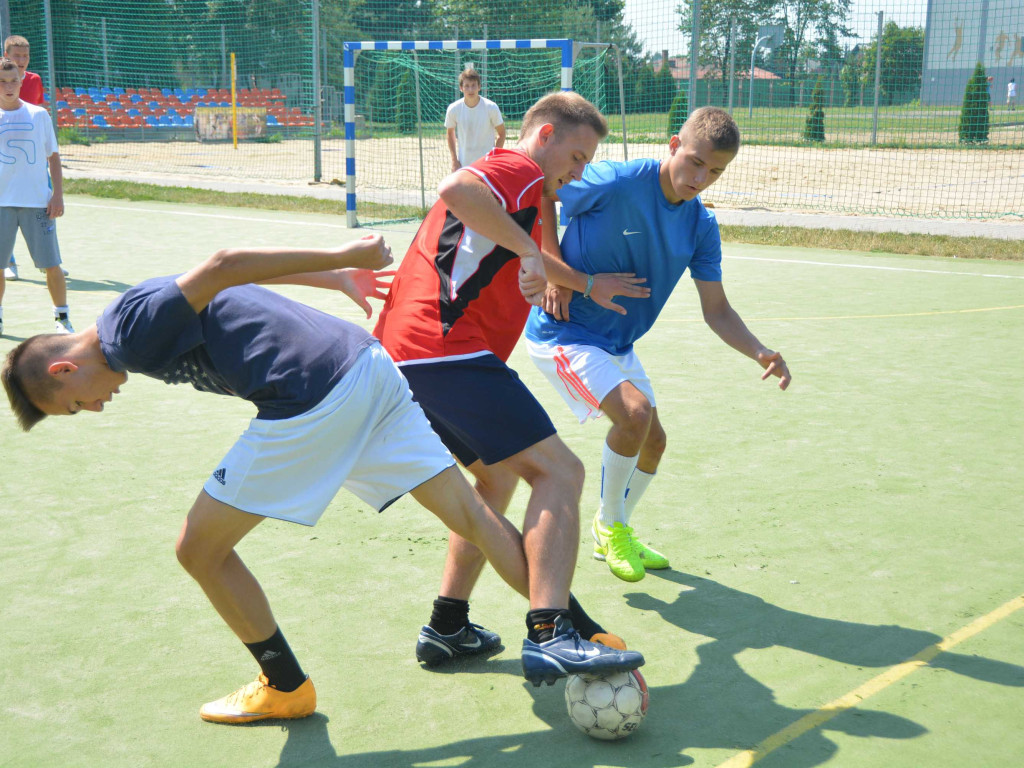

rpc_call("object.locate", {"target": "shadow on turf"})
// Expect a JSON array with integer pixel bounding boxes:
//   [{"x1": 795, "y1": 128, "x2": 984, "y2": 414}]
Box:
[
  {"x1": 9, "y1": 275, "x2": 133, "y2": 293},
  {"x1": 268, "y1": 570, "x2": 1024, "y2": 768}
]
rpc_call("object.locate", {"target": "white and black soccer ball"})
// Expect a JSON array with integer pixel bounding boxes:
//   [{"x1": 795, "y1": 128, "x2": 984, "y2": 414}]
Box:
[{"x1": 564, "y1": 669, "x2": 649, "y2": 740}]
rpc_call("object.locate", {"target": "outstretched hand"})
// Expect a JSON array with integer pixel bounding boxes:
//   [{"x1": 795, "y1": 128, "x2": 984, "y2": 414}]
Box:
[
  {"x1": 587, "y1": 273, "x2": 650, "y2": 316},
  {"x1": 337, "y1": 268, "x2": 395, "y2": 318},
  {"x1": 756, "y1": 349, "x2": 792, "y2": 390}
]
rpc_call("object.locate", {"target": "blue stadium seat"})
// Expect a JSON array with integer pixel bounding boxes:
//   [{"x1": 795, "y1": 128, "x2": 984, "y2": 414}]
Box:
[
  {"x1": 195, "y1": 88, "x2": 207, "y2": 98},
  {"x1": 57, "y1": 100, "x2": 69, "y2": 109},
  {"x1": 130, "y1": 94, "x2": 143, "y2": 103},
  {"x1": 183, "y1": 115, "x2": 194, "y2": 126},
  {"x1": 161, "y1": 88, "x2": 173, "y2": 97},
  {"x1": 166, "y1": 107, "x2": 178, "y2": 116},
  {"x1": 157, "y1": 115, "x2": 173, "y2": 126},
  {"x1": 75, "y1": 88, "x2": 88, "y2": 97},
  {"x1": 113, "y1": 87, "x2": 125, "y2": 96},
  {"x1": 127, "y1": 108, "x2": 141, "y2": 117},
  {"x1": 267, "y1": 114, "x2": 279, "y2": 126},
  {"x1": 91, "y1": 115, "x2": 109, "y2": 127},
  {"x1": 144, "y1": 115, "x2": 158, "y2": 127},
  {"x1": 170, "y1": 115, "x2": 184, "y2": 126},
  {"x1": 72, "y1": 108, "x2": 87, "y2": 117}
]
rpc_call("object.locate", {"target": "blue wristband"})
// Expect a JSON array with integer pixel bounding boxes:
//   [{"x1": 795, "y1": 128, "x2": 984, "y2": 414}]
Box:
[{"x1": 583, "y1": 274, "x2": 595, "y2": 299}]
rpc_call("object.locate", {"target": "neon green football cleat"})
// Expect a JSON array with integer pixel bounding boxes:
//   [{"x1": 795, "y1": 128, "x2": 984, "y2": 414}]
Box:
[
  {"x1": 633, "y1": 538, "x2": 670, "y2": 569},
  {"x1": 592, "y1": 516, "x2": 645, "y2": 582}
]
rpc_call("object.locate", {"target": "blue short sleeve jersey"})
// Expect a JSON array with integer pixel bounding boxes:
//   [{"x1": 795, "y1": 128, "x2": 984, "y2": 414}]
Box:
[
  {"x1": 524, "y1": 158, "x2": 722, "y2": 355},
  {"x1": 97, "y1": 277, "x2": 375, "y2": 420}
]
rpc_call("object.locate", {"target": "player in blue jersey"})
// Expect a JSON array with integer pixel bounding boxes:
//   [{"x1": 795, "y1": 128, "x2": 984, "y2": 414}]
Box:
[
  {"x1": 525, "y1": 106, "x2": 792, "y2": 582},
  {"x1": 2, "y1": 236, "x2": 643, "y2": 723}
]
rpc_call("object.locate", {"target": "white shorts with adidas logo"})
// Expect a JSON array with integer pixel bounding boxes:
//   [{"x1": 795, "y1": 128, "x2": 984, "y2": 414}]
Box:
[
  {"x1": 525, "y1": 339, "x2": 656, "y2": 424},
  {"x1": 202, "y1": 342, "x2": 455, "y2": 525}
]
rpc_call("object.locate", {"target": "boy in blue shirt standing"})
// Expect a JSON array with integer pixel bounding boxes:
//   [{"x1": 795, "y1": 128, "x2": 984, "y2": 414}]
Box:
[{"x1": 525, "y1": 107, "x2": 792, "y2": 582}]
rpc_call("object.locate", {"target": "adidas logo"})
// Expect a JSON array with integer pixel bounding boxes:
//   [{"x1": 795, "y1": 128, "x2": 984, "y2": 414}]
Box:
[
  {"x1": 212, "y1": 467, "x2": 227, "y2": 485},
  {"x1": 260, "y1": 650, "x2": 281, "y2": 662}
]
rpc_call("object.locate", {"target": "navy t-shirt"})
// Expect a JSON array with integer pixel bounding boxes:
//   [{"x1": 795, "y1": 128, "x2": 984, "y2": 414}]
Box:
[{"x1": 97, "y1": 277, "x2": 375, "y2": 420}]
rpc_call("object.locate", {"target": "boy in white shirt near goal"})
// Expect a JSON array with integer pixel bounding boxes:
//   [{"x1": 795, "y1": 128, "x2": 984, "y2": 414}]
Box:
[{"x1": 445, "y1": 67, "x2": 505, "y2": 171}]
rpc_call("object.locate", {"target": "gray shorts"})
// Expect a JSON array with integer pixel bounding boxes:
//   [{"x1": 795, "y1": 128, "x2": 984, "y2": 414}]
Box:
[{"x1": 0, "y1": 207, "x2": 62, "y2": 268}]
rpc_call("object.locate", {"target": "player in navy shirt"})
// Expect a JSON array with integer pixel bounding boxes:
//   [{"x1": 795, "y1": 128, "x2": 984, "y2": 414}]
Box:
[
  {"x1": 3, "y1": 237, "x2": 643, "y2": 724},
  {"x1": 526, "y1": 107, "x2": 792, "y2": 582}
]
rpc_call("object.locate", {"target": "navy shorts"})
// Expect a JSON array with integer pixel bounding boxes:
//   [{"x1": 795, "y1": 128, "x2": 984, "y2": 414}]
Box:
[{"x1": 398, "y1": 353, "x2": 557, "y2": 467}]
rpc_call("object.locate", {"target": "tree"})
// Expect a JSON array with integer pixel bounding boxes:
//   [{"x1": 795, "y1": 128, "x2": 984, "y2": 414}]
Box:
[
  {"x1": 772, "y1": 0, "x2": 853, "y2": 105},
  {"x1": 667, "y1": 87, "x2": 688, "y2": 136},
  {"x1": 858, "y1": 23, "x2": 925, "y2": 106},
  {"x1": 655, "y1": 60, "x2": 677, "y2": 113},
  {"x1": 958, "y1": 62, "x2": 990, "y2": 144},
  {"x1": 803, "y1": 77, "x2": 825, "y2": 141},
  {"x1": 634, "y1": 63, "x2": 657, "y2": 113},
  {"x1": 396, "y1": 68, "x2": 417, "y2": 134}
]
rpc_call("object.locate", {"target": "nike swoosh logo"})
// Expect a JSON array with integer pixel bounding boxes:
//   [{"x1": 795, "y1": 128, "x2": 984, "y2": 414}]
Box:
[
  {"x1": 623, "y1": 229, "x2": 641, "y2": 236},
  {"x1": 460, "y1": 636, "x2": 482, "y2": 649}
]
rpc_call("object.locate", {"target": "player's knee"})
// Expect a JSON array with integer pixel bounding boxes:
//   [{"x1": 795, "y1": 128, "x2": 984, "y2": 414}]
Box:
[{"x1": 645, "y1": 422, "x2": 667, "y2": 459}]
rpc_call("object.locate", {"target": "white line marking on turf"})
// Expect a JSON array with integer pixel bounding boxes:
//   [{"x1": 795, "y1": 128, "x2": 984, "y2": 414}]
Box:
[
  {"x1": 74, "y1": 203, "x2": 352, "y2": 229},
  {"x1": 712, "y1": 594, "x2": 1024, "y2": 768},
  {"x1": 726, "y1": 254, "x2": 1024, "y2": 280}
]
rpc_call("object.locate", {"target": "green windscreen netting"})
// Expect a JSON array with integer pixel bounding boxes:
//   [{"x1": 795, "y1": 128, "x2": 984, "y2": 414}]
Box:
[{"x1": 4, "y1": 0, "x2": 1022, "y2": 222}]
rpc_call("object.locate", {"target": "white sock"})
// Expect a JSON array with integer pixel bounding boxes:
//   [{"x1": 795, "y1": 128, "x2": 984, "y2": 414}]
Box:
[
  {"x1": 54, "y1": 305, "x2": 69, "y2": 318},
  {"x1": 623, "y1": 469, "x2": 655, "y2": 527},
  {"x1": 598, "y1": 443, "x2": 639, "y2": 527}
]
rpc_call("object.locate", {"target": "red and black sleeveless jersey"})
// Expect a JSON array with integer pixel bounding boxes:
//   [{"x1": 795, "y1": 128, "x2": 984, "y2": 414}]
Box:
[{"x1": 374, "y1": 149, "x2": 544, "y2": 364}]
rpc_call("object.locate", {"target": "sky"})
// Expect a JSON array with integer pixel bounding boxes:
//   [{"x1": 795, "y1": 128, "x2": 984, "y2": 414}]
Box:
[{"x1": 621, "y1": 0, "x2": 929, "y2": 57}]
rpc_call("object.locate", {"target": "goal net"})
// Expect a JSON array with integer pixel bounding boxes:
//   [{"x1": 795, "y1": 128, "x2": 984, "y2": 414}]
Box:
[{"x1": 342, "y1": 39, "x2": 622, "y2": 226}]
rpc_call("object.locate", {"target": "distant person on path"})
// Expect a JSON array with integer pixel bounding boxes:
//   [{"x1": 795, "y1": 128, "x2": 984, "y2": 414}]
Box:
[
  {"x1": 444, "y1": 67, "x2": 505, "y2": 172},
  {"x1": 1008, "y1": 78, "x2": 1017, "y2": 110}
]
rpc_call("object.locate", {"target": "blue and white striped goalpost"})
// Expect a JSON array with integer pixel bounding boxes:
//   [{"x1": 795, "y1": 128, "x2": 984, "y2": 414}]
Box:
[{"x1": 343, "y1": 38, "x2": 575, "y2": 228}]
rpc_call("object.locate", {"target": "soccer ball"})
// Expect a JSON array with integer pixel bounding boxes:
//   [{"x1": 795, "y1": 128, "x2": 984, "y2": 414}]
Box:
[{"x1": 564, "y1": 669, "x2": 649, "y2": 740}]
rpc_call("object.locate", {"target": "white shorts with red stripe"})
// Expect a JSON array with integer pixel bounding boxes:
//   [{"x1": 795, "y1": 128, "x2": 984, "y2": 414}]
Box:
[{"x1": 525, "y1": 339, "x2": 656, "y2": 424}]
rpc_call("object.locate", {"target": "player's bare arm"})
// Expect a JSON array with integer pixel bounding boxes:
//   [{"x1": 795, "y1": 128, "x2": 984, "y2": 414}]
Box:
[
  {"x1": 537, "y1": 198, "x2": 650, "y2": 320},
  {"x1": 694, "y1": 278, "x2": 792, "y2": 390},
  {"x1": 177, "y1": 236, "x2": 394, "y2": 313},
  {"x1": 46, "y1": 153, "x2": 64, "y2": 219},
  {"x1": 260, "y1": 264, "x2": 395, "y2": 319},
  {"x1": 494, "y1": 123, "x2": 507, "y2": 149},
  {"x1": 438, "y1": 170, "x2": 547, "y2": 305},
  {"x1": 446, "y1": 128, "x2": 460, "y2": 170}
]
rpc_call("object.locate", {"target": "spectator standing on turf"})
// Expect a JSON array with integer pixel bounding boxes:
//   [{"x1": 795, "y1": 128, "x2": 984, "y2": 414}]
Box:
[
  {"x1": 3, "y1": 35, "x2": 54, "y2": 282},
  {"x1": 0, "y1": 58, "x2": 73, "y2": 337},
  {"x1": 524, "y1": 107, "x2": 792, "y2": 582},
  {"x1": 1008, "y1": 78, "x2": 1017, "y2": 110},
  {"x1": 2, "y1": 236, "x2": 642, "y2": 722},
  {"x1": 444, "y1": 67, "x2": 505, "y2": 172},
  {"x1": 375, "y1": 92, "x2": 650, "y2": 673}
]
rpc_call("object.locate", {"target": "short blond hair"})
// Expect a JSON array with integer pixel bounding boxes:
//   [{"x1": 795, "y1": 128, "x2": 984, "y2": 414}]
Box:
[
  {"x1": 520, "y1": 91, "x2": 608, "y2": 140},
  {"x1": 4, "y1": 35, "x2": 30, "y2": 53},
  {"x1": 680, "y1": 106, "x2": 741, "y2": 153}
]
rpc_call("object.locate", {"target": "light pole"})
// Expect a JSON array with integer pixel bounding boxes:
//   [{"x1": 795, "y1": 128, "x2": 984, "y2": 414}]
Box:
[{"x1": 748, "y1": 34, "x2": 770, "y2": 118}]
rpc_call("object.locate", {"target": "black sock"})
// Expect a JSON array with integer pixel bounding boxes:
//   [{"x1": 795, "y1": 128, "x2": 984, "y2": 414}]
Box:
[
  {"x1": 567, "y1": 593, "x2": 605, "y2": 641},
  {"x1": 526, "y1": 608, "x2": 571, "y2": 643},
  {"x1": 244, "y1": 627, "x2": 306, "y2": 693},
  {"x1": 428, "y1": 596, "x2": 470, "y2": 636}
]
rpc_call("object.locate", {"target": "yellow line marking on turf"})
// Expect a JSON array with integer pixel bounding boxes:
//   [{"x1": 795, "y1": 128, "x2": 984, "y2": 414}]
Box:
[
  {"x1": 713, "y1": 594, "x2": 1024, "y2": 768},
  {"x1": 662, "y1": 304, "x2": 1024, "y2": 323}
]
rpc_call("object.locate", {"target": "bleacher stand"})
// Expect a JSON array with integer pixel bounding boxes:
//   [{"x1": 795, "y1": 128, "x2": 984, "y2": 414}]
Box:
[{"x1": 54, "y1": 86, "x2": 313, "y2": 130}]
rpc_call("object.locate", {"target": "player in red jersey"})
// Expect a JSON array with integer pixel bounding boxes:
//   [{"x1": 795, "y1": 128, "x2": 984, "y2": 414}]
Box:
[{"x1": 375, "y1": 92, "x2": 650, "y2": 683}]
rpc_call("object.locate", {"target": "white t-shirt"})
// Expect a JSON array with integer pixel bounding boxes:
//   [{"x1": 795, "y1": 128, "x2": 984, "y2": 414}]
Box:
[
  {"x1": 1008, "y1": 82, "x2": 1017, "y2": 100},
  {"x1": 444, "y1": 96, "x2": 503, "y2": 165},
  {"x1": 0, "y1": 101, "x2": 57, "y2": 208}
]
